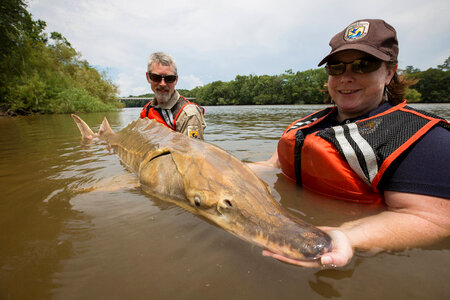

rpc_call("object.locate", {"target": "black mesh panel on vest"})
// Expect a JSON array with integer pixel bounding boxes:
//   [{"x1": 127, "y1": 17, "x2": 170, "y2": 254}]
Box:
[
  {"x1": 317, "y1": 109, "x2": 432, "y2": 179},
  {"x1": 148, "y1": 96, "x2": 188, "y2": 126},
  {"x1": 170, "y1": 97, "x2": 188, "y2": 116},
  {"x1": 360, "y1": 110, "x2": 429, "y2": 162}
]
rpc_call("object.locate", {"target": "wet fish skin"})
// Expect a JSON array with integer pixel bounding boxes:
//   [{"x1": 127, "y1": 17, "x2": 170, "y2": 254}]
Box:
[{"x1": 72, "y1": 114, "x2": 332, "y2": 261}]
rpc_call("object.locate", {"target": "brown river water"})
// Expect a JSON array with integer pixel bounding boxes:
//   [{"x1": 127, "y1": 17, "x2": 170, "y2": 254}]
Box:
[{"x1": 1, "y1": 104, "x2": 449, "y2": 299}]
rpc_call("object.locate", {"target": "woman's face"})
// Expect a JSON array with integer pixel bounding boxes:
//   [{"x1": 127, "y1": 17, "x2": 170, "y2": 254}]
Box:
[{"x1": 327, "y1": 50, "x2": 396, "y2": 121}]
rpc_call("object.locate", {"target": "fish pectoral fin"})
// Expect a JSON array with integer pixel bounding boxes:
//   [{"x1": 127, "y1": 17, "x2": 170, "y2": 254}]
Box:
[
  {"x1": 139, "y1": 147, "x2": 173, "y2": 171},
  {"x1": 139, "y1": 151, "x2": 187, "y2": 200},
  {"x1": 82, "y1": 172, "x2": 140, "y2": 192}
]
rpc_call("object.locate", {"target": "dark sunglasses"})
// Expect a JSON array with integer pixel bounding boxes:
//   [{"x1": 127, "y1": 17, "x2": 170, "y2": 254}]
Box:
[
  {"x1": 147, "y1": 72, "x2": 177, "y2": 83},
  {"x1": 325, "y1": 59, "x2": 382, "y2": 76}
]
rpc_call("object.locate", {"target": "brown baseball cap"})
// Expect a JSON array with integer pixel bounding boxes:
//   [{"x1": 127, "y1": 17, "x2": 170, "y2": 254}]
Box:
[{"x1": 318, "y1": 19, "x2": 398, "y2": 66}]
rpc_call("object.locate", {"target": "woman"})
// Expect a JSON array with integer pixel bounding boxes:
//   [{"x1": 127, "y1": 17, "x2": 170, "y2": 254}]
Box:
[{"x1": 257, "y1": 19, "x2": 450, "y2": 267}]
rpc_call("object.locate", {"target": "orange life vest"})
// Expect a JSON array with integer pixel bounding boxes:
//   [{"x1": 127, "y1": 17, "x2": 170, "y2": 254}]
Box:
[
  {"x1": 278, "y1": 101, "x2": 449, "y2": 203},
  {"x1": 140, "y1": 96, "x2": 204, "y2": 130}
]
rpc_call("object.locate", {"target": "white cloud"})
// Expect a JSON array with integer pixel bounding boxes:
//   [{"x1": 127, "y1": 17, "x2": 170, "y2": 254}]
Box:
[
  {"x1": 180, "y1": 74, "x2": 204, "y2": 90},
  {"x1": 29, "y1": 0, "x2": 450, "y2": 96},
  {"x1": 115, "y1": 71, "x2": 148, "y2": 97}
]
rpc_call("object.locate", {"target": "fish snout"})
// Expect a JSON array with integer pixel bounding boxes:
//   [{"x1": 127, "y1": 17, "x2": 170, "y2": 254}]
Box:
[
  {"x1": 217, "y1": 198, "x2": 234, "y2": 214},
  {"x1": 271, "y1": 223, "x2": 333, "y2": 260}
]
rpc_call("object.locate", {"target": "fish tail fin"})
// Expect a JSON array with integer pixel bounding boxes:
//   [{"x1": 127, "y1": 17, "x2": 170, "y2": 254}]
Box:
[
  {"x1": 98, "y1": 117, "x2": 115, "y2": 136},
  {"x1": 71, "y1": 114, "x2": 97, "y2": 139}
]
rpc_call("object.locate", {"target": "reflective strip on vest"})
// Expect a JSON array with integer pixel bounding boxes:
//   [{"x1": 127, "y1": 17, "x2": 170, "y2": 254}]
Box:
[
  {"x1": 286, "y1": 117, "x2": 318, "y2": 133},
  {"x1": 160, "y1": 109, "x2": 174, "y2": 128},
  {"x1": 332, "y1": 123, "x2": 378, "y2": 186}
]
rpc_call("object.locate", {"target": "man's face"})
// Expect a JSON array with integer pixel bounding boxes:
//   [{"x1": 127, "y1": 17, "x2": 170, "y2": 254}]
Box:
[{"x1": 147, "y1": 62, "x2": 178, "y2": 104}]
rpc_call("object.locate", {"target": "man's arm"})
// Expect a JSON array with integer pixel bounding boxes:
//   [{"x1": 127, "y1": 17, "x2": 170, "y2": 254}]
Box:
[{"x1": 175, "y1": 104, "x2": 206, "y2": 140}]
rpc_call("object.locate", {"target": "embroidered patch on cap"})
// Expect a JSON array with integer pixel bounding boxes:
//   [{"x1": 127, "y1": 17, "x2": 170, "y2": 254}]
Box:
[{"x1": 344, "y1": 21, "x2": 370, "y2": 41}]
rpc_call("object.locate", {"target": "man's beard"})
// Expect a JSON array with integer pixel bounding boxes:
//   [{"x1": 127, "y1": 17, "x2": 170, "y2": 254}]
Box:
[{"x1": 154, "y1": 87, "x2": 171, "y2": 104}]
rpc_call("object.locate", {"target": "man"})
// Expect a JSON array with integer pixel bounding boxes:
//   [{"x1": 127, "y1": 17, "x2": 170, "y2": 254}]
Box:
[{"x1": 140, "y1": 52, "x2": 206, "y2": 139}]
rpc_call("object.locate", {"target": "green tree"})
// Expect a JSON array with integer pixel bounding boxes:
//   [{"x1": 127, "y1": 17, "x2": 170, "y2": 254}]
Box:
[
  {"x1": 0, "y1": 0, "x2": 121, "y2": 115},
  {"x1": 291, "y1": 68, "x2": 328, "y2": 104},
  {"x1": 280, "y1": 69, "x2": 296, "y2": 104},
  {"x1": 401, "y1": 65, "x2": 421, "y2": 74},
  {"x1": 232, "y1": 75, "x2": 255, "y2": 105},
  {"x1": 404, "y1": 88, "x2": 422, "y2": 103},
  {"x1": 191, "y1": 68, "x2": 329, "y2": 106},
  {"x1": 437, "y1": 56, "x2": 450, "y2": 71},
  {"x1": 252, "y1": 75, "x2": 283, "y2": 104},
  {"x1": 409, "y1": 67, "x2": 450, "y2": 103}
]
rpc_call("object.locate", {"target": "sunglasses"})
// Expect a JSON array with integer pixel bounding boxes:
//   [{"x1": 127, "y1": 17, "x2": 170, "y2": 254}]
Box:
[
  {"x1": 325, "y1": 59, "x2": 382, "y2": 76},
  {"x1": 147, "y1": 72, "x2": 177, "y2": 83}
]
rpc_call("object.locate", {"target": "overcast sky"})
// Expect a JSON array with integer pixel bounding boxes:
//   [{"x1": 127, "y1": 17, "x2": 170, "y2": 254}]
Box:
[{"x1": 29, "y1": 0, "x2": 450, "y2": 97}]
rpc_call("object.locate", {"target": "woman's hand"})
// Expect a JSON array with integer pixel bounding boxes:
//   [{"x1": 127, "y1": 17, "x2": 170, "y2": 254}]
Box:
[
  {"x1": 262, "y1": 228, "x2": 354, "y2": 268},
  {"x1": 262, "y1": 192, "x2": 450, "y2": 268}
]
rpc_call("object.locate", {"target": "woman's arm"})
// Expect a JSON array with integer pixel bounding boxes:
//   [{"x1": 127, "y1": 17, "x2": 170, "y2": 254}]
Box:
[
  {"x1": 247, "y1": 150, "x2": 281, "y2": 169},
  {"x1": 341, "y1": 191, "x2": 450, "y2": 251},
  {"x1": 263, "y1": 191, "x2": 450, "y2": 267}
]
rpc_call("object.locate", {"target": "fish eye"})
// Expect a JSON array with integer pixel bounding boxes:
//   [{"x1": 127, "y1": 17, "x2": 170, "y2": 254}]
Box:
[{"x1": 194, "y1": 196, "x2": 201, "y2": 207}]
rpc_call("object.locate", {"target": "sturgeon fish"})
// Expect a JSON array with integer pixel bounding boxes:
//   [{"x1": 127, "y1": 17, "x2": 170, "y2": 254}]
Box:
[{"x1": 71, "y1": 114, "x2": 332, "y2": 261}]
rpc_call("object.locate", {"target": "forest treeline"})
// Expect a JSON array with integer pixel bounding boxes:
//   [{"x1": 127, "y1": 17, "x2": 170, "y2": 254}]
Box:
[
  {"x1": 0, "y1": 0, "x2": 122, "y2": 116},
  {"x1": 180, "y1": 58, "x2": 450, "y2": 106},
  {"x1": 136, "y1": 57, "x2": 450, "y2": 107}
]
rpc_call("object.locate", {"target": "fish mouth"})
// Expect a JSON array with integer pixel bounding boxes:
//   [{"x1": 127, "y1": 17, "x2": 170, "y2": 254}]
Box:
[
  {"x1": 263, "y1": 237, "x2": 332, "y2": 261},
  {"x1": 195, "y1": 205, "x2": 332, "y2": 261},
  {"x1": 219, "y1": 214, "x2": 333, "y2": 261},
  {"x1": 258, "y1": 225, "x2": 332, "y2": 261}
]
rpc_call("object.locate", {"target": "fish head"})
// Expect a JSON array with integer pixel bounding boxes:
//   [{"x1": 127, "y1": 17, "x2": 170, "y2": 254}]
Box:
[{"x1": 171, "y1": 143, "x2": 332, "y2": 261}]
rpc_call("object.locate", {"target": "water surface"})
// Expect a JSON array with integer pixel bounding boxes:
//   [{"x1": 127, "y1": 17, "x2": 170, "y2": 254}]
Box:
[{"x1": 1, "y1": 104, "x2": 449, "y2": 299}]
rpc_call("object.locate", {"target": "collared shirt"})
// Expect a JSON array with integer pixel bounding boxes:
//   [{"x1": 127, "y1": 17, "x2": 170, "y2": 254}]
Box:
[
  {"x1": 324, "y1": 102, "x2": 393, "y2": 128},
  {"x1": 151, "y1": 91, "x2": 206, "y2": 139}
]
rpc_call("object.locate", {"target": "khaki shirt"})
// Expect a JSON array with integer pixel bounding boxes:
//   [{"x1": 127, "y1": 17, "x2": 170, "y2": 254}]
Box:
[
  {"x1": 175, "y1": 103, "x2": 206, "y2": 140},
  {"x1": 153, "y1": 91, "x2": 206, "y2": 140}
]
